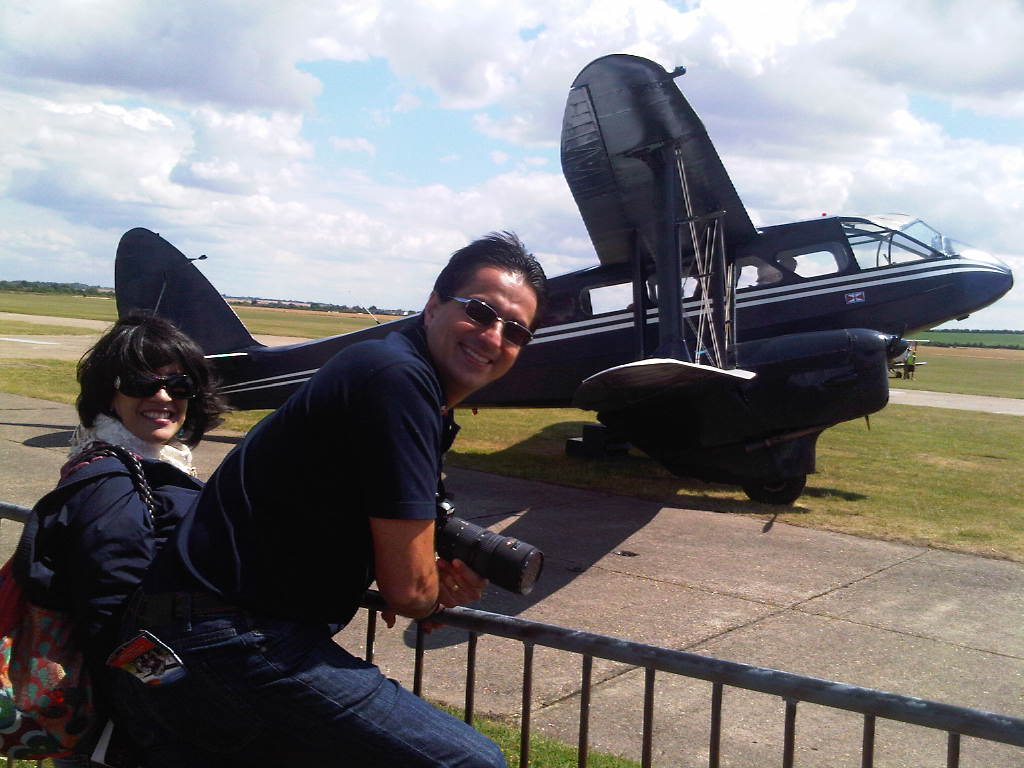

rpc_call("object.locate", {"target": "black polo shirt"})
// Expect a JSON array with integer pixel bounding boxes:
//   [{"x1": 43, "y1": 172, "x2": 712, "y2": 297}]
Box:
[{"x1": 161, "y1": 325, "x2": 456, "y2": 625}]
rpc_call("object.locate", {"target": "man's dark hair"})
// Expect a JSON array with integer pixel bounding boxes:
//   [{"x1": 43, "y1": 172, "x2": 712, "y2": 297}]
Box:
[
  {"x1": 77, "y1": 314, "x2": 226, "y2": 446},
  {"x1": 432, "y1": 232, "x2": 548, "y2": 328}
]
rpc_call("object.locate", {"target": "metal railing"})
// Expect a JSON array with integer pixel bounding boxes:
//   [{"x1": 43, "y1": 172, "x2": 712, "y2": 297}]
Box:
[
  {"x1": 0, "y1": 503, "x2": 29, "y2": 525},
  {"x1": 358, "y1": 594, "x2": 1024, "y2": 768},
  {"x1": 3, "y1": 502, "x2": 1023, "y2": 767}
]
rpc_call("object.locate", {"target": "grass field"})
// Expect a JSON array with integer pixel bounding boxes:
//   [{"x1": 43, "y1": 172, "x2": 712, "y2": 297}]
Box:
[
  {"x1": 231, "y1": 304, "x2": 382, "y2": 337},
  {"x1": 0, "y1": 291, "x2": 382, "y2": 338},
  {"x1": 0, "y1": 318, "x2": 102, "y2": 336},
  {"x1": 891, "y1": 346, "x2": 1023, "y2": 398},
  {"x1": 921, "y1": 330, "x2": 1024, "y2": 348},
  {"x1": 0, "y1": 292, "x2": 118, "y2": 322}
]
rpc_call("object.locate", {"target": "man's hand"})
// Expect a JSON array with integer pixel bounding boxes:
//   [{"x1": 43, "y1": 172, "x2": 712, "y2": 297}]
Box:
[
  {"x1": 437, "y1": 557, "x2": 488, "y2": 608},
  {"x1": 420, "y1": 558, "x2": 488, "y2": 633}
]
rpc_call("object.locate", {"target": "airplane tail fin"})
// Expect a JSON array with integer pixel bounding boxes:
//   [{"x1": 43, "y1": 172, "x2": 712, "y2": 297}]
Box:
[{"x1": 115, "y1": 228, "x2": 260, "y2": 354}]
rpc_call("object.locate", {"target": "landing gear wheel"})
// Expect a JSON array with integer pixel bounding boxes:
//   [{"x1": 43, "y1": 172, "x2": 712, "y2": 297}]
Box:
[{"x1": 742, "y1": 476, "x2": 806, "y2": 505}]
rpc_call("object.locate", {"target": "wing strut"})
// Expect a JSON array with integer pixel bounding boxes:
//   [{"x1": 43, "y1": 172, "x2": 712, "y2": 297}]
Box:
[
  {"x1": 676, "y1": 137, "x2": 736, "y2": 369},
  {"x1": 648, "y1": 141, "x2": 737, "y2": 369}
]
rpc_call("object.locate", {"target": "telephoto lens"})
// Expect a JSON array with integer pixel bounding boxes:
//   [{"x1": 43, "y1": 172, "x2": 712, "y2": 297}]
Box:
[{"x1": 435, "y1": 501, "x2": 544, "y2": 595}]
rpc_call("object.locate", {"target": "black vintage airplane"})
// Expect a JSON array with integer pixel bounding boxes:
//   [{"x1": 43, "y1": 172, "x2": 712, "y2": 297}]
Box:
[{"x1": 114, "y1": 54, "x2": 1012, "y2": 504}]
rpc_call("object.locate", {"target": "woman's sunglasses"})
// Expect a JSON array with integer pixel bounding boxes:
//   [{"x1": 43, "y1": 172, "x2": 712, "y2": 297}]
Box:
[
  {"x1": 445, "y1": 296, "x2": 534, "y2": 347},
  {"x1": 114, "y1": 373, "x2": 197, "y2": 400}
]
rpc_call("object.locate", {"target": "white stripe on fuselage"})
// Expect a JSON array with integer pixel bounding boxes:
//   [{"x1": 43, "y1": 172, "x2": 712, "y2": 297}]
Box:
[
  {"x1": 733, "y1": 260, "x2": 1004, "y2": 311},
  {"x1": 531, "y1": 258, "x2": 1001, "y2": 345},
  {"x1": 217, "y1": 369, "x2": 320, "y2": 396},
  {"x1": 220, "y1": 375, "x2": 316, "y2": 394}
]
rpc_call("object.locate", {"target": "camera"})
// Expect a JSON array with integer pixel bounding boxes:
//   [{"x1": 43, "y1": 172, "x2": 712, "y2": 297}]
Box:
[{"x1": 435, "y1": 498, "x2": 544, "y2": 595}]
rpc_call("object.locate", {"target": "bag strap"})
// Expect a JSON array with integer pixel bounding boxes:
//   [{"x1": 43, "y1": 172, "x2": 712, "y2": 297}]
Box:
[{"x1": 68, "y1": 443, "x2": 157, "y2": 522}]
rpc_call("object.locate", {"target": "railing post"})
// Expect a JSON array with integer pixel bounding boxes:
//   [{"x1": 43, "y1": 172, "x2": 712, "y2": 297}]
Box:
[
  {"x1": 413, "y1": 621, "x2": 425, "y2": 697},
  {"x1": 782, "y1": 698, "x2": 797, "y2": 768},
  {"x1": 520, "y1": 643, "x2": 535, "y2": 768},
  {"x1": 578, "y1": 654, "x2": 593, "y2": 768},
  {"x1": 947, "y1": 732, "x2": 961, "y2": 768},
  {"x1": 464, "y1": 632, "x2": 478, "y2": 725},
  {"x1": 862, "y1": 713, "x2": 875, "y2": 768},
  {"x1": 364, "y1": 608, "x2": 377, "y2": 664},
  {"x1": 709, "y1": 681, "x2": 723, "y2": 768},
  {"x1": 642, "y1": 667, "x2": 655, "y2": 768}
]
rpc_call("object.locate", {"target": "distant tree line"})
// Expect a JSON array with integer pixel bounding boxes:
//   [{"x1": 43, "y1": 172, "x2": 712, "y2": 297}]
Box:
[
  {"x1": 923, "y1": 329, "x2": 1023, "y2": 350},
  {"x1": 0, "y1": 281, "x2": 414, "y2": 315},
  {"x1": 929, "y1": 328, "x2": 1024, "y2": 335},
  {"x1": 308, "y1": 301, "x2": 411, "y2": 316},
  {"x1": 0, "y1": 280, "x2": 110, "y2": 295},
  {"x1": 226, "y1": 296, "x2": 412, "y2": 316}
]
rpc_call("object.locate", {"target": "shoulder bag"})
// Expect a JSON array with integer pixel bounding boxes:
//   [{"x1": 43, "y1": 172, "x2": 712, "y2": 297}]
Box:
[{"x1": 0, "y1": 443, "x2": 155, "y2": 759}]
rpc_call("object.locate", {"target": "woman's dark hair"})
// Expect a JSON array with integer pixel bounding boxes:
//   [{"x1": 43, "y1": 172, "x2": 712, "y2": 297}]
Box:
[
  {"x1": 432, "y1": 231, "x2": 548, "y2": 328},
  {"x1": 77, "y1": 314, "x2": 226, "y2": 446}
]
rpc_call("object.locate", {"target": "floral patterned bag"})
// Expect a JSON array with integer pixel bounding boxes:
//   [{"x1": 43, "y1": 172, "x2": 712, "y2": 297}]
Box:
[
  {"x1": 0, "y1": 558, "x2": 95, "y2": 758},
  {"x1": 0, "y1": 443, "x2": 155, "y2": 759}
]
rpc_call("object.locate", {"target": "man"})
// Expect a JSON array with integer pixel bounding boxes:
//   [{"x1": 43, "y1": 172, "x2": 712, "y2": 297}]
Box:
[
  {"x1": 904, "y1": 348, "x2": 917, "y2": 380},
  {"x1": 110, "y1": 232, "x2": 547, "y2": 767}
]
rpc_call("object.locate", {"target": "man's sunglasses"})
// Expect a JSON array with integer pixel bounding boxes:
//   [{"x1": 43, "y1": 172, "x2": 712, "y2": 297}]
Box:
[
  {"x1": 114, "y1": 373, "x2": 197, "y2": 400},
  {"x1": 446, "y1": 296, "x2": 534, "y2": 347}
]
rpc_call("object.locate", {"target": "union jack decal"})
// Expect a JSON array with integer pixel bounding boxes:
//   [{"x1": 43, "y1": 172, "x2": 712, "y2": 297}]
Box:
[{"x1": 844, "y1": 291, "x2": 866, "y2": 304}]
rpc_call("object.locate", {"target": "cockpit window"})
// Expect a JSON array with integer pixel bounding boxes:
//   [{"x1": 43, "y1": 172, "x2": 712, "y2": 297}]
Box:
[
  {"x1": 587, "y1": 282, "x2": 633, "y2": 315},
  {"x1": 900, "y1": 220, "x2": 952, "y2": 255},
  {"x1": 736, "y1": 242, "x2": 848, "y2": 288},
  {"x1": 842, "y1": 218, "x2": 948, "y2": 268},
  {"x1": 736, "y1": 258, "x2": 782, "y2": 288},
  {"x1": 777, "y1": 243, "x2": 849, "y2": 277},
  {"x1": 643, "y1": 275, "x2": 702, "y2": 304}
]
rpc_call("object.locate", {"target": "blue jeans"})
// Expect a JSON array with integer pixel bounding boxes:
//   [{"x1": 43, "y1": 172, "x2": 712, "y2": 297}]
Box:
[{"x1": 110, "y1": 605, "x2": 506, "y2": 767}]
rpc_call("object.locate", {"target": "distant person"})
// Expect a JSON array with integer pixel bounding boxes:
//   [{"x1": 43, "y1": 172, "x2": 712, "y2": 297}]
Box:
[
  {"x1": 904, "y1": 348, "x2": 917, "y2": 380},
  {"x1": 17, "y1": 315, "x2": 224, "y2": 766},
  {"x1": 110, "y1": 232, "x2": 547, "y2": 767}
]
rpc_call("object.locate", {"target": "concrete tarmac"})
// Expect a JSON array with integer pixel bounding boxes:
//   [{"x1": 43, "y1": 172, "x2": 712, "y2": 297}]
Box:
[
  {"x1": 889, "y1": 387, "x2": 1024, "y2": 416},
  {"x1": 0, "y1": 392, "x2": 1021, "y2": 766}
]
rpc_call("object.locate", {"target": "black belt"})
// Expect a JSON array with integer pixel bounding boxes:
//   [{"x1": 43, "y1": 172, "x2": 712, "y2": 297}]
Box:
[{"x1": 135, "y1": 590, "x2": 242, "y2": 627}]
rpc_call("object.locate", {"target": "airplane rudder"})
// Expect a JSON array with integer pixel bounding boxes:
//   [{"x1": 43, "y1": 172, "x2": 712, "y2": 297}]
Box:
[{"x1": 114, "y1": 228, "x2": 258, "y2": 354}]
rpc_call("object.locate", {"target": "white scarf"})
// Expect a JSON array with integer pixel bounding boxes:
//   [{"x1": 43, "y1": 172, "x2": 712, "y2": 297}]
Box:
[{"x1": 69, "y1": 413, "x2": 197, "y2": 477}]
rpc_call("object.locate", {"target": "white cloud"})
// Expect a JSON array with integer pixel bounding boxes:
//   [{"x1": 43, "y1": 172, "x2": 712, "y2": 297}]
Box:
[
  {"x1": 330, "y1": 137, "x2": 378, "y2": 157},
  {"x1": 0, "y1": 0, "x2": 324, "y2": 110},
  {"x1": 0, "y1": 0, "x2": 1020, "y2": 326}
]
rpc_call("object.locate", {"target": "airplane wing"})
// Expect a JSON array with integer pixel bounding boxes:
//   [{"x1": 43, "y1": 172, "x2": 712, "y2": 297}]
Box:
[
  {"x1": 561, "y1": 54, "x2": 757, "y2": 267},
  {"x1": 573, "y1": 358, "x2": 755, "y2": 412}
]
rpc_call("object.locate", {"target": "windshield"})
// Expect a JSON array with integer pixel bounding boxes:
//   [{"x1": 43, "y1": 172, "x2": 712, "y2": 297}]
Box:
[
  {"x1": 841, "y1": 217, "x2": 949, "y2": 268},
  {"x1": 944, "y1": 239, "x2": 1007, "y2": 266}
]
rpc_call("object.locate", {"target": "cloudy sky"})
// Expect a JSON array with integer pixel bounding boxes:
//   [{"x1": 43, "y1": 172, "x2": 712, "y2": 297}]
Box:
[{"x1": 1, "y1": 0, "x2": 1021, "y2": 327}]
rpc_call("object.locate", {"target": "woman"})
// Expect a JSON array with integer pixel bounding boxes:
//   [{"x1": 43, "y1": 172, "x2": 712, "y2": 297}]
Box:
[{"x1": 24, "y1": 314, "x2": 224, "y2": 765}]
